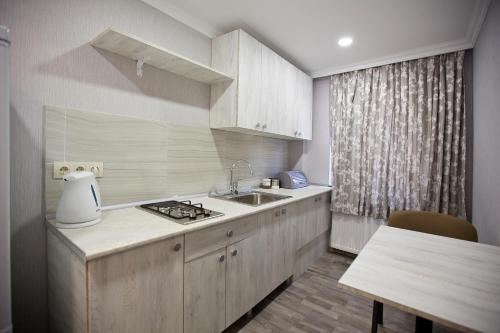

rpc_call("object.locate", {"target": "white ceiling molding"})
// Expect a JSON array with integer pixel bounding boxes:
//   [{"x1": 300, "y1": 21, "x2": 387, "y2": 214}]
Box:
[
  {"x1": 312, "y1": 0, "x2": 491, "y2": 78},
  {"x1": 311, "y1": 38, "x2": 471, "y2": 78},
  {"x1": 143, "y1": 0, "x2": 491, "y2": 79},
  {"x1": 141, "y1": 0, "x2": 221, "y2": 38},
  {"x1": 468, "y1": 0, "x2": 492, "y2": 46}
]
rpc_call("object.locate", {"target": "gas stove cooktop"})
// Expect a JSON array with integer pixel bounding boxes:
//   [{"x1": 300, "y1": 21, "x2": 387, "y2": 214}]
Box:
[{"x1": 140, "y1": 200, "x2": 224, "y2": 225}]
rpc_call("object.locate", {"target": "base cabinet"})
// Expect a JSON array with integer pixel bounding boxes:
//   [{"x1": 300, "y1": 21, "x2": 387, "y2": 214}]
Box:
[
  {"x1": 48, "y1": 191, "x2": 331, "y2": 333},
  {"x1": 184, "y1": 248, "x2": 226, "y2": 333},
  {"x1": 183, "y1": 215, "x2": 262, "y2": 333},
  {"x1": 296, "y1": 196, "x2": 318, "y2": 249},
  {"x1": 259, "y1": 205, "x2": 296, "y2": 297},
  {"x1": 226, "y1": 235, "x2": 262, "y2": 326},
  {"x1": 316, "y1": 193, "x2": 331, "y2": 236},
  {"x1": 184, "y1": 205, "x2": 298, "y2": 333},
  {"x1": 296, "y1": 193, "x2": 331, "y2": 250},
  {"x1": 294, "y1": 193, "x2": 332, "y2": 278},
  {"x1": 48, "y1": 231, "x2": 184, "y2": 333},
  {"x1": 88, "y1": 236, "x2": 184, "y2": 333}
]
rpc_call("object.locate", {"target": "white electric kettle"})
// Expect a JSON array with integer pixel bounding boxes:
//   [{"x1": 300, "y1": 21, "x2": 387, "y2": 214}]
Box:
[{"x1": 55, "y1": 171, "x2": 102, "y2": 228}]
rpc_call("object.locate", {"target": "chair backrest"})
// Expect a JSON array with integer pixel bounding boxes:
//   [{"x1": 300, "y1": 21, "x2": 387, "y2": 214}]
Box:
[{"x1": 388, "y1": 211, "x2": 478, "y2": 242}]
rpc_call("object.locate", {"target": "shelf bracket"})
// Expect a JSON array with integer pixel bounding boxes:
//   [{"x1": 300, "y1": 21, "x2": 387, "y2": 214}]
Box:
[{"x1": 136, "y1": 59, "x2": 144, "y2": 78}]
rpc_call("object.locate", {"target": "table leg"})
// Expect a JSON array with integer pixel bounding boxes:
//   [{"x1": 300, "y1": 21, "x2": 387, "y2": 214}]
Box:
[
  {"x1": 415, "y1": 316, "x2": 433, "y2": 333},
  {"x1": 371, "y1": 301, "x2": 383, "y2": 333}
]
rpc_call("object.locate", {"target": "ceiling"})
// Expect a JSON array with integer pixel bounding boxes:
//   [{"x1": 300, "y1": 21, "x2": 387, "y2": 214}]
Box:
[{"x1": 143, "y1": 0, "x2": 490, "y2": 77}]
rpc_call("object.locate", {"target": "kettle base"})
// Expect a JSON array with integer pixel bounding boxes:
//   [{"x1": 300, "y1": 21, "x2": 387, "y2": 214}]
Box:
[{"x1": 52, "y1": 218, "x2": 101, "y2": 229}]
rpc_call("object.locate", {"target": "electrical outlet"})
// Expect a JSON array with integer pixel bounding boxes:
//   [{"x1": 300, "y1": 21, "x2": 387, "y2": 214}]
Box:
[
  {"x1": 53, "y1": 162, "x2": 71, "y2": 179},
  {"x1": 86, "y1": 162, "x2": 104, "y2": 178},
  {"x1": 75, "y1": 164, "x2": 86, "y2": 172},
  {"x1": 52, "y1": 161, "x2": 104, "y2": 179}
]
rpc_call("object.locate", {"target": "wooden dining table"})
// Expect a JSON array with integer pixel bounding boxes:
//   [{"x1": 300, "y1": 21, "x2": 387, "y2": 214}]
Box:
[{"x1": 338, "y1": 225, "x2": 500, "y2": 333}]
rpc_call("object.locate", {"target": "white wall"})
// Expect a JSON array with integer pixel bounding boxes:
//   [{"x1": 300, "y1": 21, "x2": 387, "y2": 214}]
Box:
[
  {"x1": 0, "y1": 0, "x2": 213, "y2": 331},
  {"x1": 289, "y1": 77, "x2": 331, "y2": 185},
  {"x1": 0, "y1": 26, "x2": 12, "y2": 333},
  {"x1": 473, "y1": 0, "x2": 500, "y2": 246}
]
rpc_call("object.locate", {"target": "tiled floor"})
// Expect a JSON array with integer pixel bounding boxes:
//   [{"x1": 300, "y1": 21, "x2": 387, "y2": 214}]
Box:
[{"x1": 226, "y1": 251, "x2": 460, "y2": 333}]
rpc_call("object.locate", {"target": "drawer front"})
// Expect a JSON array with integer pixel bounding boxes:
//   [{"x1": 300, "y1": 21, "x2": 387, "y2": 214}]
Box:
[{"x1": 185, "y1": 215, "x2": 259, "y2": 262}]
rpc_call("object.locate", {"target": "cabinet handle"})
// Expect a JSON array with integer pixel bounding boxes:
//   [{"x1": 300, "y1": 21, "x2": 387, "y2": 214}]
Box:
[
  {"x1": 281, "y1": 208, "x2": 286, "y2": 215},
  {"x1": 227, "y1": 229, "x2": 233, "y2": 237},
  {"x1": 314, "y1": 197, "x2": 318, "y2": 202},
  {"x1": 262, "y1": 124, "x2": 267, "y2": 130},
  {"x1": 274, "y1": 211, "x2": 280, "y2": 217},
  {"x1": 173, "y1": 243, "x2": 182, "y2": 252},
  {"x1": 318, "y1": 196, "x2": 322, "y2": 201},
  {"x1": 231, "y1": 249, "x2": 238, "y2": 256},
  {"x1": 218, "y1": 254, "x2": 225, "y2": 262},
  {"x1": 255, "y1": 122, "x2": 260, "y2": 128}
]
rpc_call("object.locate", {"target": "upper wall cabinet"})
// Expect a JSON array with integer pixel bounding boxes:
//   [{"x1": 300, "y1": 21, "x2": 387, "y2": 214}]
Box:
[{"x1": 210, "y1": 30, "x2": 312, "y2": 140}]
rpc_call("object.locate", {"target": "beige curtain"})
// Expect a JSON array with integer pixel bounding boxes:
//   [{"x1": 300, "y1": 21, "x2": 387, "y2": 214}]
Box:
[{"x1": 330, "y1": 51, "x2": 466, "y2": 220}]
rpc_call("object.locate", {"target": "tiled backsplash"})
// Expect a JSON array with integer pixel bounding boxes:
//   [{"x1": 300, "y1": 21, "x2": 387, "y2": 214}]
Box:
[{"x1": 44, "y1": 106, "x2": 289, "y2": 213}]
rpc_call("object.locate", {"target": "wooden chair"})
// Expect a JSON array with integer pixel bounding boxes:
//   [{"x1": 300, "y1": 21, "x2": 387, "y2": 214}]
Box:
[
  {"x1": 388, "y1": 211, "x2": 478, "y2": 242},
  {"x1": 371, "y1": 210, "x2": 478, "y2": 333}
]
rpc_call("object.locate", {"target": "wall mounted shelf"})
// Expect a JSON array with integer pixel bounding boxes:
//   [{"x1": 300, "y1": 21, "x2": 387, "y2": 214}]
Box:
[{"x1": 90, "y1": 28, "x2": 234, "y2": 84}]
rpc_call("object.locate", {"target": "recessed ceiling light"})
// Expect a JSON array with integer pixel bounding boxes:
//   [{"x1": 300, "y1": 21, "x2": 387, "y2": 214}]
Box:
[{"x1": 338, "y1": 37, "x2": 353, "y2": 47}]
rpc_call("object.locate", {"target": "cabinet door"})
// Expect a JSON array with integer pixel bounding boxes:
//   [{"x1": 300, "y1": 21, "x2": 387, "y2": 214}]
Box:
[
  {"x1": 226, "y1": 234, "x2": 261, "y2": 327},
  {"x1": 315, "y1": 194, "x2": 332, "y2": 237},
  {"x1": 259, "y1": 205, "x2": 296, "y2": 297},
  {"x1": 282, "y1": 63, "x2": 299, "y2": 137},
  {"x1": 88, "y1": 236, "x2": 184, "y2": 333},
  {"x1": 184, "y1": 248, "x2": 226, "y2": 333},
  {"x1": 237, "y1": 30, "x2": 263, "y2": 131},
  {"x1": 281, "y1": 203, "x2": 298, "y2": 274},
  {"x1": 297, "y1": 71, "x2": 313, "y2": 140},
  {"x1": 295, "y1": 197, "x2": 318, "y2": 249},
  {"x1": 261, "y1": 45, "x2": 281, "y2": 133}
]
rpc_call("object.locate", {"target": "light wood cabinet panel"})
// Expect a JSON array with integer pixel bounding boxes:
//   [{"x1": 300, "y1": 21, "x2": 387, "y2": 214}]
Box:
[
  {"x1": 295, "y1": 197, "x2": 318, "y2": 249},
  {"x1": 88, "y1": 236, "x2": 184, "y2": 333},
  {"x1": 226, "y1": 234, "x2": 262, "y2": 327},
  {"x1": 294, "y1": 230, "x2": 330, "y2": 278},
  {"x1": 282, "y1": 61, "x2": 299, "y2": 137},
  {"x1": 261, "y1": 46, "x2": 284, "y2": 134},
  {"x1": 316, "y1": 193, "x2": 331, "y2": 236},
  {"x1": 295, "y1": 194, "x2": 332, "y2": 251},
  {"x1": 47, "y1": 230, "x2": 87, "y2": 333},
  {"x1": 237, "y1": 30, "x2": 263, "y2": 131},
  {"x1": 281, "y1": 203, "x2": 298, "y2": 274},
  {"x1": 210, "y1": 29, "x2": 312, "y2": 140},
  {"x1": 184, "y1": 248, "x2": 227, "y2": 333},
  {"x1": 297, "y1": 72, "x2": 313, "y2": 140},
  {"x1": 185, "y1": 215, "x2": 259, "y2": 262},
  {"x1": 259, "y1": 205, "x2": 296, "y2": 297},
  {"x1": 210, "y1": 30, "x2": 239, "y2": 128},
  {"x1": 294, "y1": 194, "x2": 331, "y2": 278},
  {"x1": 48, "y1": 194, "x2": 329, "y2": 333}
]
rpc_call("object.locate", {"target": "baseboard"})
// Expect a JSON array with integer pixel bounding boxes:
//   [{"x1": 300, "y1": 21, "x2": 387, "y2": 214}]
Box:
[{"x1": 328, "y1": 247, "x2": 357, "y2": 258}]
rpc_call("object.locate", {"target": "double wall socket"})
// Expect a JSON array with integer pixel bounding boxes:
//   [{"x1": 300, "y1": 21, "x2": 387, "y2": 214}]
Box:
[{"x1": 53, "y1": 161, "x2": 104, "y2": 179}]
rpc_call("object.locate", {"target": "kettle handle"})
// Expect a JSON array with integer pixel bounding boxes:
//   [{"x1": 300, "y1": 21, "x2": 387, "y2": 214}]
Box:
[{"x1": 90, "y1": 185, "x2": 99, "y2": 207}]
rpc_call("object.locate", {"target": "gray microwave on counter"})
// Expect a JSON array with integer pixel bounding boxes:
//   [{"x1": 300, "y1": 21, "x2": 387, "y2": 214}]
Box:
[{"x1": 277, "y1": 170, "x2": 309, "y2": 189}]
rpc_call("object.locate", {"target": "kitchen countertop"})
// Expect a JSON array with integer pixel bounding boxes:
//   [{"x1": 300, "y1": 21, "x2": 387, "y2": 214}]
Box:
[{"x1": 47, "y1": 185, "x2": 331, "y2": 261}]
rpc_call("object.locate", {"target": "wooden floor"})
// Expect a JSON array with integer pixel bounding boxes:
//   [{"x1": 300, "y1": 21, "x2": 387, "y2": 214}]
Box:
[{"x1": 225, "y1": 251, "x2": 460, "y2": 333}]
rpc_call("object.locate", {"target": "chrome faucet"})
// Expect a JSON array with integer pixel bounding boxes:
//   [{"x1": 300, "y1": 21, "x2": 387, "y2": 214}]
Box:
[{"x1": 229, "y1": 159, "x2": 254, "y2": 194}]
